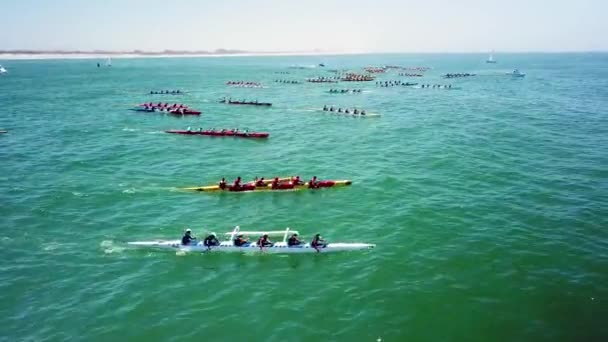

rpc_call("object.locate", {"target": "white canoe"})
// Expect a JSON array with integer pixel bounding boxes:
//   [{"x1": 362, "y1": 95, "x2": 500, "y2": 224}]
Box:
[
  {"x1": 128, "y1": 227, "x2": 375, "y2": 254},
  {"x1": 127, "y1": 240, "x2": 375, "y2": 253}
]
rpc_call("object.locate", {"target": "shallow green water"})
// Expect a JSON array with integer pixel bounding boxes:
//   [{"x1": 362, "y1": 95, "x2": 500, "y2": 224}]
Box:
[{"x1": 1, "y1": 54, "x2": 607, "y2": 341}]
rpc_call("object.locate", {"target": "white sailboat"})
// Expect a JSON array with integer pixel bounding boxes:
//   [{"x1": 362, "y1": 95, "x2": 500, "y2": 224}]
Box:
[
  {"x1": 0, "y1": 65, "x2": 7, "y2": 74},
  {"x1": 486, "y1": 51, "x2": 496, "y2": 63},
  {"x1": 106, "y1": 57, "x2": 112, "y2": 67}
]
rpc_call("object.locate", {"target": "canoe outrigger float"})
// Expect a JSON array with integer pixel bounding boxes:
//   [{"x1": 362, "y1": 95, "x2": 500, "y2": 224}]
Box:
[
  {"x1": 128, "y1": 227, "x2": 375, "y2": 254},
  {"x1": 182, "y1": 177, "x2": 352, "y2": 192}
]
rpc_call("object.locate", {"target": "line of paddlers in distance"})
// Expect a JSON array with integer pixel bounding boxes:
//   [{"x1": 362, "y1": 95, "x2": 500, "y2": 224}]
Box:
[
  {"x1": 149, "y1": 90, "x2": 183, "y2": 95},
  {"x1": 226, "y1": 81, "x2": 261, "y2": 86},
  {"x1": 274, "y1": 80, "x2": 301, "y2": 84},
  {"x1": 219, "y1": 97, "x2": 272, "y2": 106},
  {"x1": 398, "y1": 73, "x2": 424, "y2": 77},
  {"x1": 135, "y1": 103, "x2": 201, "y2": 115},
  {"x1": 442, "y1": 73, "x2": 476, "y2": 78},
  {"x1": 329, "y1": 89, "x2": 362, "y2": 93},
  {"x1": 322, "y1": 106, "x2": 367, "y2": 115},
  {"x1": 219, "y1": 176, "x2": 325, "y2": 190},
  {"x1": 421, "y1": 84, "x2": 453, "y2": 89},
  {"x1": 376, "y1": 80, "x2": 418, "y2": 87}
]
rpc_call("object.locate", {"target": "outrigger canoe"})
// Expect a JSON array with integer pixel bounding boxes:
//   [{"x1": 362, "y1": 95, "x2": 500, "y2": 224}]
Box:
[
  {"x1": 182, "y1": 178, "x2": 351, "y2": 192},
  {"x1": 219, "y1": 99, "x2": 272, "y2": 106},
  {"x1": 166, "y1": 130, "x2": 269, "y2": 138},
  {"x1": 128, "y1": 227, "x2": 375, "y2": 254},
  {"x1": 130, "y1": 107, "x2": 201, "y2": 115}
]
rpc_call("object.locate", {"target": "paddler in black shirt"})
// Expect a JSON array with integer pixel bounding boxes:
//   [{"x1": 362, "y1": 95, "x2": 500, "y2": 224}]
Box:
[
  {"x1": 181, "y1": 229, "x2": 196, "y2": 245},
  {"x1": 311, "y1": 234, "x2": 327, "y2": 251},
  {"x1": 203, "y1": 233, "x2": 220, "y2": 247},
  {"x1": 257, "y1": 234, "x2": 273, "y2": 247},
  {"x1": 287, "y1": 233, "x2": 302, "y2": 246},
  {"x1": 234, "y1": 234, "x2": 249, "y2": 246},
  {"x1": 219, "y1": 177, "x2": 227, "y2": 190}
]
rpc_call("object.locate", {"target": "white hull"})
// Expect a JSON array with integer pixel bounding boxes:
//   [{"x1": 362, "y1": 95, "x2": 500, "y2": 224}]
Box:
[
  {"x1": 507, "y1": 70, "x2": 525, "y2": 77},
  {"x1": 0, "y1": 66, "x2": 7, "y2": 74},
  {"x1": 128, "y1": 240, "x2": 375, "y2": 254}
]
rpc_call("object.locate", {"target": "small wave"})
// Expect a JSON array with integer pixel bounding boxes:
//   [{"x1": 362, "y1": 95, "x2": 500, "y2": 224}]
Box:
[
  {"x1": 122, "y1": 188, "x2": 136, "y2": 194},
  {"x1": 43, "y1": 242, "x2": 61, "y2": 251},
  {"x1": 122, "y1": 128, "x2": 139, "y2": 132},
  {"x1": 146, "y1": 131, "x2": 165, "y2": 135},
  {"x1": 175, "y1": 250, "x2": 187, "y2": 256},
  {"x1": 100, "y1": 240, "x2": 113, "y2": 248},
  {"x1": 72, "y1": 191, "x2": 87, "y2": 197}
]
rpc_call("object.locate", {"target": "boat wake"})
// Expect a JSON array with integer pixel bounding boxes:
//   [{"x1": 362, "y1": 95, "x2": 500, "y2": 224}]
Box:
[{"x1": 100, "y1": 240, "x2": 125, "y2": 254}]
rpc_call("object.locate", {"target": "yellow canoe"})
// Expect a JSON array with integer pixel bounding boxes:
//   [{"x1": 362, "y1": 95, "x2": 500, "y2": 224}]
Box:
[{"x1": 182, "y1": 179, "x2": 352, "y2": 192}]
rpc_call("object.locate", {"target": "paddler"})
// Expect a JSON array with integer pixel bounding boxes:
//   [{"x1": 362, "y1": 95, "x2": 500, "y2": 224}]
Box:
[
  {"x1": 234, "y1": 234, "x2": 249, "y2": 247},
  {"x1": 271, "y1": 177, "x2": 280, "y2": 189},
  {"x1": 219, "y1": 177, "x2": 227, "y2": 190},
  {"x1": 311, "y1": 234, "x2": 327, "y2": 251},
  {"x1": 181, "y1": 229, "x2": 196, "y2": 245},
  {"x1": 257, "y1": 234, "x2": 273, "y2": 248},
  {"x1": 203, "y1": 233, "x2": 220, "y2": 247},
  {"x1": 255, "y1": 177, "x2": 265, "y2": 187},
  {"x1": 287, "y1": 233, "x2": 302, "y2": 246},
  {"x1": 308, "y1": 176, "x2": 318, "y2": 189},
  {"x1": 291, "y1": 176, "x2": 303, "y2": 186},
  {"x1": 233, "y1": 176, "x2": 242, "y2": 188}
]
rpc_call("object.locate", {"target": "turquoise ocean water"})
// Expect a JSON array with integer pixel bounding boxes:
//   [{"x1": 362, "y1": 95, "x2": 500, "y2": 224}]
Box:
[{"x1": 1, "y1": 53, "x2": 607, "y2": 341}]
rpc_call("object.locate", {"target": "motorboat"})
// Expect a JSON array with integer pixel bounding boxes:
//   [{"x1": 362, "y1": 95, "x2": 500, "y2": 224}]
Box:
[
  {"x1": 506, "y1": 69, "x2": 525, "y2": 77},
  {"x1": 128, "y1": 227, "x2": 375, "y2": 254}
]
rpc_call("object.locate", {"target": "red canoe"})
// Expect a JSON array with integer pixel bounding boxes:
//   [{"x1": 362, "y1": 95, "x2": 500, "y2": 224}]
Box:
[{"x1": 165, "y1": 130, "x2": 269, "y2": 138}]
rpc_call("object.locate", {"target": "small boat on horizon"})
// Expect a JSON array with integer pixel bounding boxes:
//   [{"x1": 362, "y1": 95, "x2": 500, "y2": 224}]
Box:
[
  {"x1": 0, "y1": 65, "x2": 7, "y2": 74},
  {"x1": 486, "y1": 51, "x2": 497, "y2": 64}
]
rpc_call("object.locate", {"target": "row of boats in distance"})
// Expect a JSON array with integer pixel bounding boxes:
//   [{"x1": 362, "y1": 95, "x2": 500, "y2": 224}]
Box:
[{"x1": 128, "y1": 227, "x2": 375, "y2": 254}]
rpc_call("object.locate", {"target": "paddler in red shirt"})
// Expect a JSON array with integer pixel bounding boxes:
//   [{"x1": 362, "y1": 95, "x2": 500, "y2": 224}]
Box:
[
  {"x1": 255, "y1": 177, "x2": 265, "y2": 187},
  {"x1": 291, "y1": 176, "x2": 303, "y2": 186},
  {"x1": 271, "y1": 177, "x2": 280, "y2": 189},
  {"x1": 308, "y1": 176, "x2": 318, "y2": 189},
  {"x1": 233, "y1": 176, "x2": 242, "y2": 188}
]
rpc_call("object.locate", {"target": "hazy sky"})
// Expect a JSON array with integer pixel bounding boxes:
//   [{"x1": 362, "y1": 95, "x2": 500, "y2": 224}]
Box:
[{"x1": 2, "y1": 0, "x2": 606, "y2": 52}]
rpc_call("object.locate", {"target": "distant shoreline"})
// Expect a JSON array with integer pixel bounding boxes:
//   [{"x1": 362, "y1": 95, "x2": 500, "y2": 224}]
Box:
[
  {"x1": 0, "y1": 50, "x2": 347, "y2": 60},
  {"x1": 1, "y1": 50, "x2": 605, "y2": 61}
]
